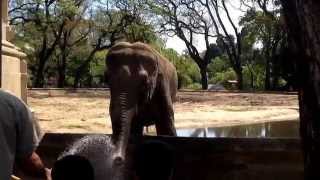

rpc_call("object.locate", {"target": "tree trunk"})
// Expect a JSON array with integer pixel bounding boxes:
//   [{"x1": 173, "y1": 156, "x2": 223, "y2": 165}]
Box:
[
  {"x1": 249, "y1": 66, "x2": 254, "y2": 89},
  {"x1": 57, "y1": 49, "x2": 67, "y2": 88},
  {"x1": 73, "y1": 73, "x2": 81, "y2": 88},
  {"x1": 271, "y1": 57, "x2": 280, "y2": 90},
  {"x1": 73, "y1": 50, "x2": 97, "y2": 88},
  {"x1": 33, "y1": 32, "x2": 59, "y2": 88},
  {"x1": 235, "y1": 69, "x2": 243, "y2": 90},
  {"x1": 57, "y1": 59, "x2": 66, "y2": 88},
  {"x1": 200, "y1": 67, "x2": 208, "y2": 90},
  {"x1": 270, "y1": 35, "x2": 282, "y2": 90},
  {"x1": 57, "y1": 71, "x2": 65, "y2": 88},
  {"x1": 281, "y1": 1, "x2": 320, "y2": 179},
  {"x1": 298, "y1": 62, "x2": 320, "y2": 179},
  {"x1": 57, "y1": 32, "x2": 69, "y2": 88},
  {"x1": 265, "y1": 58, "x2": 271, "y2": 90},
  {"x1": 33, "y1": 58, "x2": 46, "y2": 88}
]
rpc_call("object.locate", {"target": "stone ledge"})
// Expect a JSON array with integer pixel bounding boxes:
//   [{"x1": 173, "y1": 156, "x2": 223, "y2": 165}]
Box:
[{"x1": 1, "y1": 40, "x2": 26, "y2": 58}]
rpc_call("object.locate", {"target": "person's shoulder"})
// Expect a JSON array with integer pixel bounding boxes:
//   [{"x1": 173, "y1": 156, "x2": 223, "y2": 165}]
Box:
[
  {"x1": 0, "y1": 89, "x2": 27, "y2": 111},
  {"x1": 0, "y1": 89, "x2": 20, "y2": 102}
]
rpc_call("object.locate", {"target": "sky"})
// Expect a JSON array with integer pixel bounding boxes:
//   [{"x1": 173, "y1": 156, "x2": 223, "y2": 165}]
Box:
[{"x1": 165, "y1": 1, "x2": 246, "y2": 54}]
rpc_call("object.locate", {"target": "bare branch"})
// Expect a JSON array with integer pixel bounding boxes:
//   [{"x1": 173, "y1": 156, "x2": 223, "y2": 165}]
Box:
[
  {"x1": 9, "y1": 2, "x2": 37, "y2": 14},
  {"x1": 221, "y1": 1, "x2": 239, "y2": 37}
]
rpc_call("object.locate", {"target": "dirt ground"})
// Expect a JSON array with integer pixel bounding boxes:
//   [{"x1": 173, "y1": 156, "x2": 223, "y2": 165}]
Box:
[{"x1": 28, "y1": 89, "x2": 299, "y2": 134}]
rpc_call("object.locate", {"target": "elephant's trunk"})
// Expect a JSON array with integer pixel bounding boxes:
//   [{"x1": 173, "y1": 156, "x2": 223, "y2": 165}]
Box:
[{"x1": 110, "y1": 91, "x2": 137, "y2": 165}]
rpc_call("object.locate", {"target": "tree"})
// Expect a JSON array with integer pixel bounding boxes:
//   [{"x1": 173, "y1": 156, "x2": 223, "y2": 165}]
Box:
[
  {"x1": 55, "y1": 0, "x2": 90, "y2": 88},
  {"x1": 9, "y1": 0, "x2": 158, "y2": 88},
  {"x1": 147, "y1": 0, "x2": 221, "y2": 89},
  {"x1": 281, "y1": 1, "x2": 320, "y2": 179},
  {"x1": 239, "y1": 0, "x2": 298, "y2": 91},
  {"x1": 255, "y1": 0, "x2": 283, "y2": 90},
  {"x1": 148, "y1": 0, "x2": 247, "y2": 89},
  {"x1": 72, "y1": 0, "x2": 157, "y2": 87},
  {"x1": 155, "y1": 46, "x2": 201, "y2": 89},
  {"x1": 206, "y1": 0, "x2": 245, "y2": 90},
  {"x1": 240, "y1": 9, "x2": 282, "y2": 90},
  {"x1": 9, "y1": 0, "x2": 88, "y2": 87}
]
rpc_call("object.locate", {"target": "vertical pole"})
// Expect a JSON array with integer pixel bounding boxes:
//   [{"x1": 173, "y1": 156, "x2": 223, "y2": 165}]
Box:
[{"x1": 0, "y1": 0, "x2": 2, "y2": 88}]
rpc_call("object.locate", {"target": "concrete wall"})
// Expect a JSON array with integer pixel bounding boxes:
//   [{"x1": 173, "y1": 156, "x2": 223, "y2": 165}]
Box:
[{"x1": 19, "y1": 134, "x2": 304, "y2": 180}]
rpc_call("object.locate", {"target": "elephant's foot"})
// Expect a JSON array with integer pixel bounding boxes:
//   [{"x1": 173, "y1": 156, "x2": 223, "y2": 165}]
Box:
[{"x1": 155, "y1": 118, "x2": 177, "y2": 136}]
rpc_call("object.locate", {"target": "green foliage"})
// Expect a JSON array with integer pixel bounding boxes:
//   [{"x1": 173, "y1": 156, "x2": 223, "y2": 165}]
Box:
[
  {"x1": 125, "y1": 23, "x2": 158, "y2": 43},
  {"x1": 278, "y1": 78, "x2": 287, "y2": 87},
  {"x1": 242, "y1": 65, "x2": 265, "y2": 90},
  {"x1": 89, "y1": 51, "x2": 107, "y2": 87},
  {"x1": 209, "y1": 68, "x2": 237, "y2": 89},
  {"x1": 239, "y1": 5, "x2": 288, "y2": 91},
  {"x1": 65, "y1": 45, "x2": 92, "y2": 86},
  {"x1": 207, "y1": 56, "x2": 231, "y2": 78},
  {"x1": 57, "y1": 0, "x2": 80, "y2": 17},
  {"x1": 157, "y1": 47, "x2": 201, "y2": 89}
]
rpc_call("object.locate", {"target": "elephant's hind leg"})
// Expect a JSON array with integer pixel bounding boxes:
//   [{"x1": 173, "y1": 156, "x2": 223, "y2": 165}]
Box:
[
  {"x1": 155, "y1": 109, "x2": 176, "y2": 136},
  {"x1": 155, "y1": 80, "x2": 177, "y2": 136}
]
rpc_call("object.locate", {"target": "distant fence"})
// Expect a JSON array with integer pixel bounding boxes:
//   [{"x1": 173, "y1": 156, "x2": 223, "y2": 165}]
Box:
[
  {"x1": 28, "y1": 88, "x2": 111, "y2": 98},
  {"x1": 28, "y1": 88, "x2": 298, "y2": 95}
]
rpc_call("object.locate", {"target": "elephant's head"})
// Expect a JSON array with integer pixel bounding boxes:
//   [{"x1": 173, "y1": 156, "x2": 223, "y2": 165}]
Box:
[{"x1": 106, "y1": 42, "x2": 159, "y2": 164}]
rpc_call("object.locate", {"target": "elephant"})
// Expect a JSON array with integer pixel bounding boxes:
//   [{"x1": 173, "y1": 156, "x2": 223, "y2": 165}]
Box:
[{"x1": 106, "y1": 42, "x2": 178, "y2": 163}]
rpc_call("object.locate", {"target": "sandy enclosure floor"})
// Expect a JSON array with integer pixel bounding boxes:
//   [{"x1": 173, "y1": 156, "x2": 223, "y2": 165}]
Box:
[{"x1": 27, "y1": 90, "x2": 299, "y2": 134}]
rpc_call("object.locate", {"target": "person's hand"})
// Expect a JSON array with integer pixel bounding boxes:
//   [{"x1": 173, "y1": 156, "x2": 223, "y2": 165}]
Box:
[{"x1": 44, "y1": 168, "x2": 52, "y2": 180}]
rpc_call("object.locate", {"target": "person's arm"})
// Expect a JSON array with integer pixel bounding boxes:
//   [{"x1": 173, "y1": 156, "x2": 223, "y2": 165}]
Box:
[
  {"x1": 17, "y1": 152, "x2": 51, "y2": 180},
  {"x1": 15, "y1": 100, "x2": 51, "y2": 180}
]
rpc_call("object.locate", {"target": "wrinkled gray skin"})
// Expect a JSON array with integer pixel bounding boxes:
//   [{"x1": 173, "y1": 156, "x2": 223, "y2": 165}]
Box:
[
  {"x1": 53, "y1": 135, "x2": 122, "y2": 180},
  {"x1": 106, "y1": 42, "x2": 178, "y2": 163}
]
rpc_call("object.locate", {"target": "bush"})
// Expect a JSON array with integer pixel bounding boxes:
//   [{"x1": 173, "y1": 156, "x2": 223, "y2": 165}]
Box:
[
  {"x1": 158, "y1": 47, "x2": 201, "y2": 88},
  {"x1": 242, "y1": 65, "x2": 265, "y2": 90},
  {"x1": 207, "y1": 56, "x2": 230, "y2": 78},
  {"x1": 178, "y1": 73, "x2": 193, "y2": 89},
  {"x1": 186, "y1": 83, "x2": 202, "y2": 90},
  {"x1": 209, "y1": 68, "x2": 237, "y2": 89}
]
